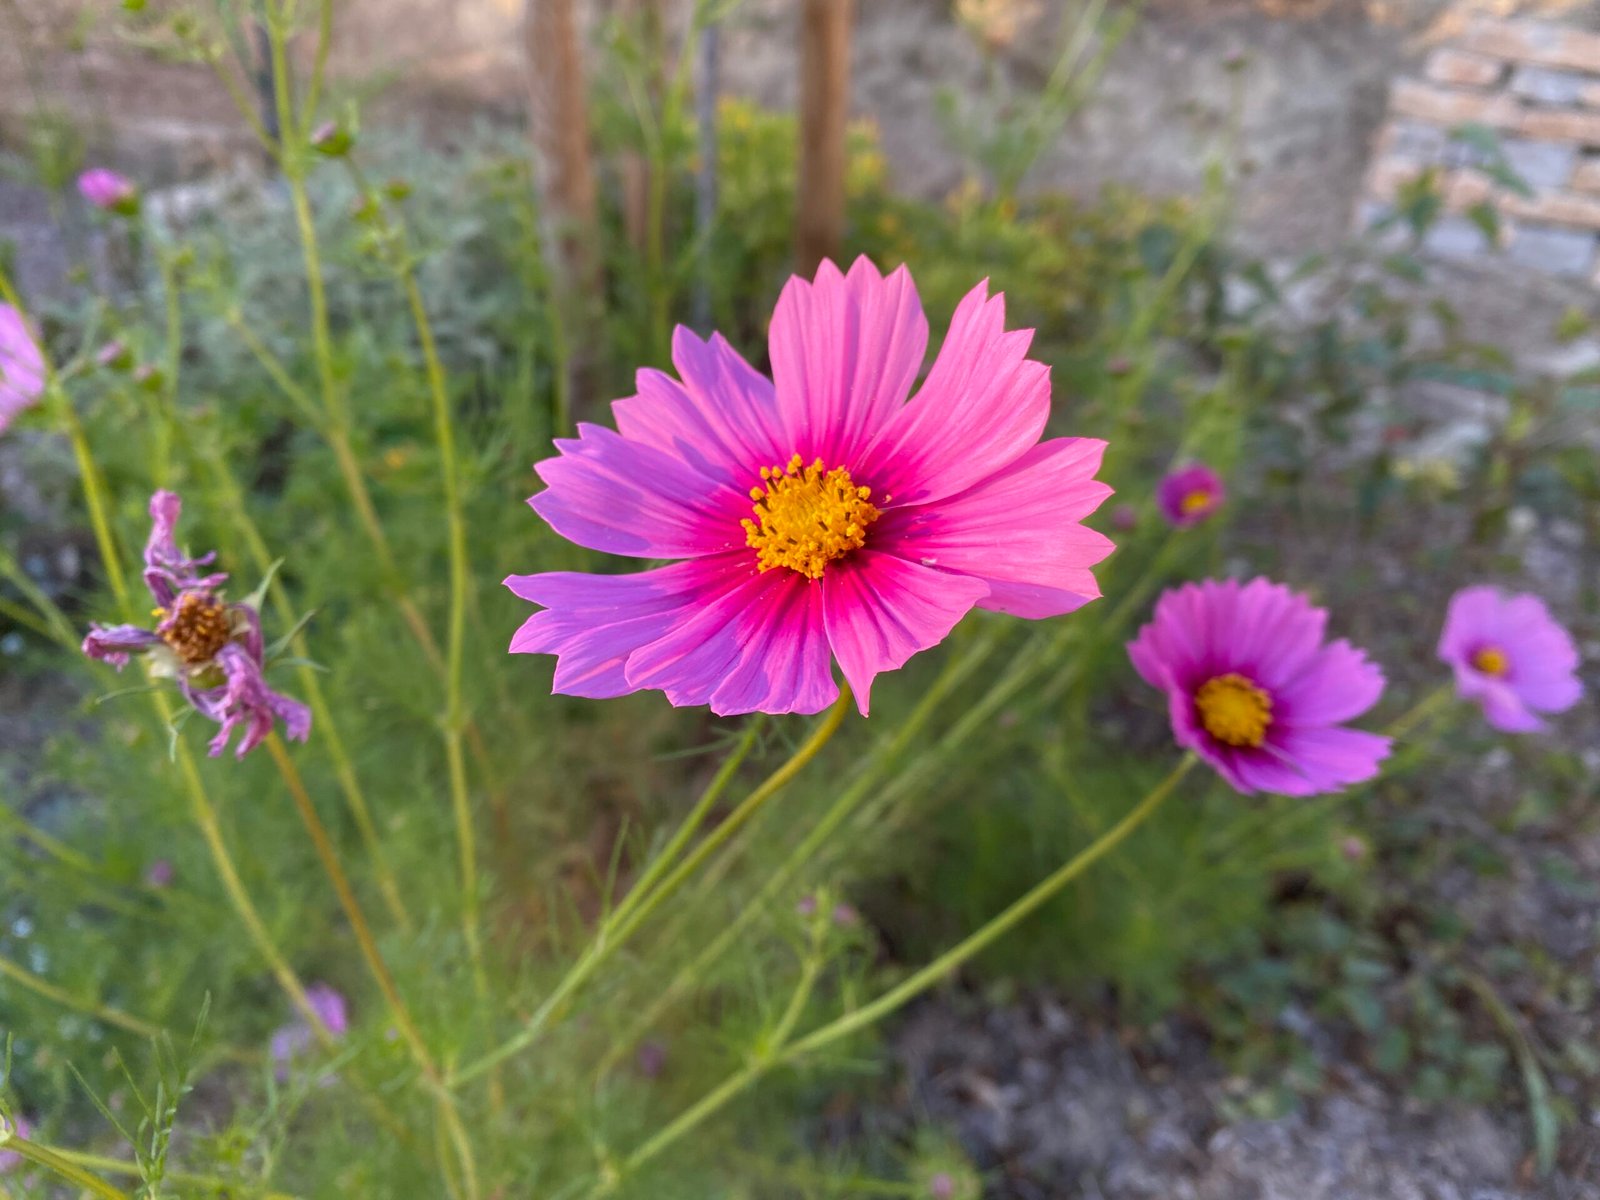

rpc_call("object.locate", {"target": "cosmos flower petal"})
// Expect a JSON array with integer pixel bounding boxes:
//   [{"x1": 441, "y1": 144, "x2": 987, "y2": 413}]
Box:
[
  {"x1": 508, "y1": 262, "x2": 1114, "y2": 715},
  {"x1": 531, "y1": 422, "x2": 747, "y2": 559},
  {"x1": 1268, "y1": 726, "x2": 1391, "y2": 791},
  {"x1": 877, "y1": 437, "x2": 1113, "y2": 618},
  {"x1": 0, "y1": 303, "x2": 45, "y2": 434},
  {"x1": 82, "y1": 624, "x2": 163, "y2": 669},
  {"x1": 1156, "y1": 463, "x2": 1226, "y2": 527},
  {"x1": 1130, "y1": 577, "x2": 1388, "y2": 798},
  {"x1": 624, "y1": 563, "x2": 838, "y2": 715},
  {"x1": 1437, "y1": 585, "x2": 1582, "y2": 733},
  {"x1": 613, "y1": 328, "x2": 785, "y2": 488},
  {"x1": 769, "y1": 257, "x2": 928, "y2": 467},
  {"x1": 1278, "y1": 639, "x2": 1385, "y2": 725},
  {"x1": 861, "y1": 281, "x2": 1049, "y2": 508},
  {"x1": 821, "y1": 550, "x2": 987, "y2": 716},
  {"x1": 188, "y1": 643, "x2": 312, "y2": 760},
  {"x1": 506, "y1": 557, "x2": 751, "y2": 699},
  {"x1": 707, "y1": 575, "x2": 838, "y2": 716}
]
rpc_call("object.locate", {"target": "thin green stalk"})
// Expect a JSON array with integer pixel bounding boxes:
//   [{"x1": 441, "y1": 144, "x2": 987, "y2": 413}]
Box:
[
  {"x1": 0, "y1": 954, "x2": 166, "y2": 1040},
  {"x1": 193, "y1": 443, "x2": 413, "y2": 931},
  {"x1": 604, "y1": 718, "x2": 763, "y2": 932},
  {"x1": 264, "y1": 733, "x2": 483, "y2": 1199},
  {"x1": 300, "y1": 0, "x2": 334, "y2": 137},
  {"x1": 172, "y1": 724, "x2": 335, "y2": 1047},
  {"x1": 398, "y1": 265, "x2": 490, "y2": 1020},
  {"x1": 595, "y1": 629, "x2": 1001, "y2": 1081},
  {"x1": 0, "y1": 274, "x2": 131, "y2": 620},
  {"x1": 609, "y1": 756, "x2": 1197, "y2": 1185},
  {"x1": 1, "y1": 1138, "x2": 129, "y2": 1200},
  {"x1": 0, "y1": 592, "x2": 59, "y2": 642},
  {"x1": 49, "y1": 1149, "x2": 300, "y2": 1200},
  {"x1": 452, "y1": 691, "x2": 853, "y2": 1088},
  {"x1": 0, "y1": 543, "x2": 78, "y2": 649}
]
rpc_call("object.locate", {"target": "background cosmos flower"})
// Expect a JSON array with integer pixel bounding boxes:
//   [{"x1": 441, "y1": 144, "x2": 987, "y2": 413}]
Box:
[
  {"x1": 82, "y1": 490, "x2": 311, "y2": 759},
  {"x1": 76, "y1": 167, "x2": 139, "y2": 213},
  {"x1": 0, "y1": 303, "x2": 45, "y2": 435},
  {"x1": 0, "y1": 1114, "x2": 31, "y2": 1174},
  {"x1": 1127, "y1": 577, "x2": 1390, "y2": 796},
  {"x1": 1156, "y1": 463, "x2": 1225, "y2": 528},
  {"x1": 508, "y1": 257, "x2": 1114, "y2": 716},
  {"x1": 270, "y1": 983, "x2": 349, "y2": 1081},
  {"x1": 1438, "y1": 585, "x2": 1582, "y2": 733}
]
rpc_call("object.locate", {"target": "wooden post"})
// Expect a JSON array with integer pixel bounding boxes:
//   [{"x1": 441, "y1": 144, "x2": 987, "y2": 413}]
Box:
[
  {"x1": 691, "y1": 18, "x2": 719, "y2": 331},
  {"x1": 795, "y1": 0, "x2": 853, "y2": 277},
  {"x1": 523, "y1": 0, "x2": 602, "y2": 301}
]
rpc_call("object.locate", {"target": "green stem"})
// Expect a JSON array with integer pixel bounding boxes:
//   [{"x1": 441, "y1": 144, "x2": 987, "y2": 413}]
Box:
[
  {"x1": 612, "y1": 756, "x2": 1196, "y2": 1184},
  {"x1": 594, "y1": 630, "x2": 1001, "y2": 1081},
  {"x1": 0, "y1": 954, "x2": 166, "y2": 1040},
  {"x1": 48, "y1": 1149, "x2": 300, "y2": 1199},
  {"x1": 398, "y1": 264, "x2": 490, "y2": 1019},
  {"x1": 0, "y1": 543, "x2": 78, "y2": 649},
  {"x1": 452, "y1": 691, "x2": 852, "y2": 1088},
  {"x1": 264, "y1": 733, "x2": 483, "y2": 1199},
  {"x1": 604, "y1": 718, "x2": 763, "y2": 932},
  {"x1": 1, "y1": 1138, "x2": 129, "y2": 1200}
]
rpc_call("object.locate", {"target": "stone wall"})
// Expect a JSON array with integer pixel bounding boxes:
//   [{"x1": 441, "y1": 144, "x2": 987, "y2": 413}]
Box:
[{"x1": 1361, "y1": 11, "x2": 1600, "y2": 281}]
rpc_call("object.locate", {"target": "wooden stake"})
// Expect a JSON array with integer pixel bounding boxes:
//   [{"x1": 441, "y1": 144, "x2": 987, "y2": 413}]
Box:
[
  {"x1": 523, "y1": 0, "x2": 602, "y2": 300},
  {"x1": 795, "y1": 0, "x2": 854, "y2": 277}
]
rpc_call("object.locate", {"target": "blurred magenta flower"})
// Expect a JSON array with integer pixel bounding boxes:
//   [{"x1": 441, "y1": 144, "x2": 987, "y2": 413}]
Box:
[
  {"x1": 1156, "y1": 463, "x2": 1225, "y2": 528},
  {"x1": 508, "y1": 257, "x2": 1114, "y2": 715},
  {"x1": 0, "y1": 1114, "x2": 31, "y2": 1173},
  {"x1": 0, "y1": 303, "x2": 45, "y2": 434},
  {"x1": 1438, "y1": 586, "x2": 1582, "y2": 733},
  {"x1": 1128, "y1": 578, "x2": 1390, "y2": 795},
  {"x1": 270, "y1": 982, "x2": 348, "y2": 1081},
  {"x1": 82, "y1": 490, "x2": 311, "y2": 759},
  {"x1": 96, "y1": 340, "x2": 131, "y2": 370},
  {"x1": 77, "y1": 168, "x2": 139, "y2": 214},
  {"x1": 144, "y1": 859, "x2": 174, "y2": 888}
]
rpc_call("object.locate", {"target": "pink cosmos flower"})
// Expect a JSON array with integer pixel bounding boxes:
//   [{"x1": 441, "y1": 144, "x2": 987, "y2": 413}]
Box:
[
  {"x1": 270, "y1": 982, "x2": 348, "y2": 1081},
  {"x1": 1438, "y1": 586, "x2": 1582, "y2": 733},
  {"x1": 0, "y1": 303, "x2": 45, "y2": 435},
  {"x1": 1156, "y1": 463, "x2": 1225, "y2": 528},
  {"x1": 77, "y1": 168, "x2": 139, "y2": 213},
  {"x1": 507, "y1": 258, "x2": 1114, "y2": 715},
  {"x1": 0, "y1": 1114, "x2": 31, "y2": 1174},
  {"x1": 83, "y1": 490, "x2": 310, "y2": 759},
  {"x1": 1128, "y1": 578, "x2": 1391, "y2": 796}
]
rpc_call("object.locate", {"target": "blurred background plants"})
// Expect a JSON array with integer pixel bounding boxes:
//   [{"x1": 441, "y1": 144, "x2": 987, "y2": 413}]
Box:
[{"x1": 0, "y1": 0, "x2": 1596, "y2": 1196}]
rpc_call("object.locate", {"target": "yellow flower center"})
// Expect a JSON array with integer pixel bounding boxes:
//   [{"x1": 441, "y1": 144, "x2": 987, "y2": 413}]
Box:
[
  {"x1": 1181, "y1": 489, "x2": 1214, "y2": 514},
  {"x1": 742, "y1": 454, "x2": 880, "y2": 579},
  {"x1": 1472, "y1": 646, "x2": 1509, "y2": 677},
  {"x1": 158, "y1": 592, "x2": 232, "y2": 665},
  {"x1": 1194, "y1": 672, "x2": 1274, "y2": 748}
]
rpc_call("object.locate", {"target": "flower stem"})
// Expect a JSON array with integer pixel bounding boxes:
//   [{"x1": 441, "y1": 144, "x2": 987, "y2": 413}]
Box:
[
  {"x1": 451, "y1": 691, "x2": 851, "y2": 1089},
  {"x1": 594, "y1": 629, "x2": 1001, "y2": 1081},
  {"x1": 0, "y1": 953, "x2": 165, "y2": 1040},
  {"x1": 612, "y1": 755, "x2": 1197, "y2": 1184},
  {"x1": 604, "y1": 717, "x2": 764, "y2": 932},
  {"x1": 0, "y1": 543, "x2": 78, "y2": 650},
  {"x1": 1, "y1": 1138, "x2": 129, "y2": 1200},
  {"x1": 264, "y1": 732, "x2": 483, "y2": 1200},
  {"x1": 45, "y1": 1148, "x2": 300, "y2": 1200}
]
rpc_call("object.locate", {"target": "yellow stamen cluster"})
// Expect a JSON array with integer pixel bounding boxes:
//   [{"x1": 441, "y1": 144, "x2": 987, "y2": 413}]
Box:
[
  {"x1": 1181, "y1": 489, "x2": 1215, "y2": 514},
  {"x1": 742, "y1": 453, "x2": 879, "y2": 579},
  {"x1": 1195, "y1": 672, "x2": 1274, "y2": 748},
  {"x1": 158, "y1": 592, "x2": 232, "y2": 665},
  {"x1": 1472, "y1": 646, "x2": 1510, "y2": 677}
]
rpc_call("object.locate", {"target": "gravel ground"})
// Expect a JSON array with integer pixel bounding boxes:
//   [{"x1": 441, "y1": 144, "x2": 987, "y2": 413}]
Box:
[{"x1": 894, "y1": 993, "x2": 1600, "y2": 1199}]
